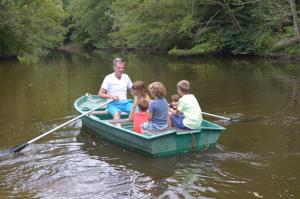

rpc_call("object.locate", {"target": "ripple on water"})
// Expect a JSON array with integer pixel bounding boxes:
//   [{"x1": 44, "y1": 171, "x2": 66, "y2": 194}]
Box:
[
  {"x1": 0, "y1": 119, "x2": 271, "y2": 198},
  {"x1": 0, "y1": 134, "x2": 156, "y2": 198},
  {"x1": 149, "y1": 150, "x2": 264, "y2": 198},
  {"x1": 262, "y1": 114, "x2": 299, "y2": 127}
]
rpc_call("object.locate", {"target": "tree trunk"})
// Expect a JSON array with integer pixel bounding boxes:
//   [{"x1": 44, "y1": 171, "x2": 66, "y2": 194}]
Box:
[{"x1": 223, "y1": 0, "x2": 242, "y2": 33}]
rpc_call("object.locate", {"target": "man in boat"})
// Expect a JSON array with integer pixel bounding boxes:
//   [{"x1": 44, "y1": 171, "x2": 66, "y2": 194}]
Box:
[{"x1": 98, "y1": 57, "x2": 134, "y2": 126}]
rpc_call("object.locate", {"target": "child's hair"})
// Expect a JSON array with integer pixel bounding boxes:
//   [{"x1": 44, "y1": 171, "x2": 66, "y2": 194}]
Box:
[
  {"x1": 138, "y1": 99, "x2": 149, "y2": 112},
  {"x1": 170, "y1": 94, "x2": 180, "y2": 102},
  {"x1": 132, "y1": 80, "x2": 145, "y2": 91},
  {"x1": 133, "y1": 80, "x2": 147, "y2": 98},
  {"x1": 148, "y1": 82, "x2": 166, "y2": 99},
  {"x1": 177, "y1": 80, "x2": 190, "y2": 93}
]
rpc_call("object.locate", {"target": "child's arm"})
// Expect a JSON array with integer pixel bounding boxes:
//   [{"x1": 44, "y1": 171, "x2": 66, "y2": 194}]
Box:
[
  {"x1": 169, "y1": 108, "x2": 177, "y2": 114},
  {"x1": 173, "y1": 109, "x2": 180, "y2": 116},
  {"x1": 129, "y1": 96, "x2": 138, "y2": 120}
]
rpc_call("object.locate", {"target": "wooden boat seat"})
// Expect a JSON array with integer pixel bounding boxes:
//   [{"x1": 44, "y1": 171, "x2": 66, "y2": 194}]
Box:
[
  {"x1": 172, "y1": 127, "x2": 201, "y2": 135},
  {"x1": 105, "y1": 119, "x2": 131, "y2": 124},
  {"x1": 91, "y1": 110, "x2": 128, "y2": 116},
  {"x1": 143, "y1": 127, "x2": 200, "y2": 136},
  {"x1": 143, "y1": 128, "x2": 175, "y2": 136}
]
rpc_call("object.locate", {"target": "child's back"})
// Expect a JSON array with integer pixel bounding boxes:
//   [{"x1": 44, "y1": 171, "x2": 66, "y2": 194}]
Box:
[
  {"x1": 142, "y1": 82, "x2": 168, "y2": 131},
  {"x1": 133, "y1": 112, "x2": 149, "y2": 133},
  {"x1": 178, "y1": 94, "x2": 202, "y2": 129},
  {"x1": 169, "y1": 80, "x2": 202, "y2": 130},
  {"x1": 132, "y1": 99, "x2": 149, "y2": 133},
  {"x1": 149, "y1": 98, "x2": 168, "y2": 127},
  {"x1": 129, "y1": 80, "x2": 150, "y2": 120}
]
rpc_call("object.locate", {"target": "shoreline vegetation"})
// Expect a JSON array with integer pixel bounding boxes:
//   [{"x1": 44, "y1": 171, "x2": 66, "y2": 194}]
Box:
[
  {"x1": 3, "y1": 43, "x2": 300, "y2": 62},
  {"x1": 57, "y1": 43, "x2": 300, "y2": 61},
  {"x1": 2, "y1": 1, "x2": 300, "y2": 63},
  {"x1": 168, "y1": 48, "x2": 300, "y2": 61}
]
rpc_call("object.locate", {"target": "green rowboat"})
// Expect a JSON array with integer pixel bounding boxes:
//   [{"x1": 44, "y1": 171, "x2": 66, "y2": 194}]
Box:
[{"x1": 74, "y1": 95, "x2": 226, "y2": 157}]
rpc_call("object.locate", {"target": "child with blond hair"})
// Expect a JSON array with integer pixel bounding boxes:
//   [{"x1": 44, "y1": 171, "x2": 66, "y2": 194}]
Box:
[
  {"x1": 142, "y1": 82, "x2": 168, "y2": 131},
  {"x1": 168, "y1": 80, "x2": 202, "y2": 129}
]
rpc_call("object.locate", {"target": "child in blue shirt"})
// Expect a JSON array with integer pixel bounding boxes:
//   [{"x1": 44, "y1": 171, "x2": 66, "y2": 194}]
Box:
[{"x1": 142, "y1": 82, "x2": 168, "y2": 131}]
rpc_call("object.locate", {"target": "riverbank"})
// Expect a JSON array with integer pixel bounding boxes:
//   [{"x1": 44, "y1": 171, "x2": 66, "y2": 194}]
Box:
[
  {"x1": 59, "y1": 43, "x2": 300, "y2": 61},
  {"x1": 168, "y1": 48, "x2": 300, "y2": 61},
  {"x1": 0, "y1": 55, "x2": 17, "y2": 60},
  {"x1": 2, "y1": 43, "x2": 300, "y2": 63}
]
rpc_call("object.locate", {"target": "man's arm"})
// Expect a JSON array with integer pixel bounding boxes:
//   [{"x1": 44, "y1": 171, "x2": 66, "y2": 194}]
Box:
[
  {"x1": 98, "y1": 87, "x2": 119, "y2": 100},
  {"x1": 98, "y1": 87, "x2": 110, "y2": 99},
  {"x1": 128, "y1": 87, "x2": 134, "y2": 97}
]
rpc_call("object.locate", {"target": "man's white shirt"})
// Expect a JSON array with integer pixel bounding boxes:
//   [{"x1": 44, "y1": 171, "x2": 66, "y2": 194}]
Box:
[{"x1": 101, "y1": 73, "x2": 133, "y2": 100}]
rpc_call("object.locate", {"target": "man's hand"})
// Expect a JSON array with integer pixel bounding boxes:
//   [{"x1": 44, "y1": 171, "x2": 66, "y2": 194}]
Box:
[{"x1": 110, "y1": 95, "x2": 119, "y2": 101}]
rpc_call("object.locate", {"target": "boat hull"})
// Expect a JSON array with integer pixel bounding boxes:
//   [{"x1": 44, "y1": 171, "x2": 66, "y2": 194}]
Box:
[{"x1": 75, "y1": 95, "x2": 225, "y2": 157}]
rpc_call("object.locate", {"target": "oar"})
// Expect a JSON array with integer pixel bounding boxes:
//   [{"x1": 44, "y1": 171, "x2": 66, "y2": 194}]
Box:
[
  {"x1": 1, "y1": 100, "x2": 111, "y2": 156},
  {"x1": 168, "y1": 103, "x2": 231, "y2": 121},
  {"x1": 202, "y1": 111, "x2": 231, "y2": 121}
]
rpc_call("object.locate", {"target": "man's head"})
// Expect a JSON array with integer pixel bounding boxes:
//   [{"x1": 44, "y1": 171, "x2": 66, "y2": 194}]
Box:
[{"x1": 113, "y1": 58, "x2": 125, "y2": 78}]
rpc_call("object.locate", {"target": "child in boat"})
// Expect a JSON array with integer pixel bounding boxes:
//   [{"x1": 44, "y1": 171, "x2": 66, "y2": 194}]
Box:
[
  {"x1": 168, "y1": 94, "x2": 180, "y2": 127},
  {"x1": 141, "y1": 82, "x2": 168, "y2": 131},
  {"x1": 168, "y1": 80, "x2": 202, "y2": 129},
  {"x1": 132, "y1": 99, "x2": 150, "y2": 133},
  {"x1": 169, "y1": 94, "x2": 180, "y2": 113},
  {"x1": 129, "y1": 80, "x2": 150, "y2": 121}
]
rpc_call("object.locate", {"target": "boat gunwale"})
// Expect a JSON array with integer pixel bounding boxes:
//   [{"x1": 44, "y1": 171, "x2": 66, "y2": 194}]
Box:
[{"x1": 74, "y1": 96, "x2": 226, "y2": 140}]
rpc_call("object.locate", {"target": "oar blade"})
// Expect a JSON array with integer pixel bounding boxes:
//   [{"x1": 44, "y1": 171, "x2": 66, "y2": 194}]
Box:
[
  {"x1": 0, "y1": 143, "x2": 29, "y2": 158},
  {"x1": 11, "y1": 143, "x2": 29, "y2": 153}
]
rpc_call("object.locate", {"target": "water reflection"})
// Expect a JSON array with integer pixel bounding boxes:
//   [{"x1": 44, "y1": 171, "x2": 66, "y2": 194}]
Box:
[
  {"x1": 1, "y1": 51, "x2": 300, "y2": 198},
  {"x1": 0, "y1": 125, "x2": 153, "y2": 198},
  {"x1": 0, "y1": 122, "x2": 263, "y2": 198},
  {"x1": 77, "y1": 128, "x2": 265, "y2": 198}
]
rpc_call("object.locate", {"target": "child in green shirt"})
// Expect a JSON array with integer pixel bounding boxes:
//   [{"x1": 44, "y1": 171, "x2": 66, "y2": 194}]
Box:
[{"x1": 168, "y1": 80, "x2": 202, "y2": 129}]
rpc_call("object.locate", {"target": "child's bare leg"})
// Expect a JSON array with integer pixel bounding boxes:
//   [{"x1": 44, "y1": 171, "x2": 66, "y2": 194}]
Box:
[{"x1": 113, "y1": 112, "x2": 122, "y2": 127}]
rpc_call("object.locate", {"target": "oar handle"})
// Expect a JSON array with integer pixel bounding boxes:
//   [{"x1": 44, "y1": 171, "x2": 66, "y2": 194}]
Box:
[{"x1": 202, "y1": 112, "x2": 231, "y2": 120}]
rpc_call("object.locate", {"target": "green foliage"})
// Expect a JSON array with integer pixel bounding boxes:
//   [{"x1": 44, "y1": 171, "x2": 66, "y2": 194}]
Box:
[
  {"x1": 254, "y1": 30, "x2": 275, "y2": 53},
  {"x1": 109, "y1": 0, "x2": 196, "y2": 50},
  {"x1": 0, "y1": 0, "x2": 67, "y2": 61},
  {"x1": 171, "y1": 29, "x2": 226, "y2": 54},
  {"x1": 68, "y1": 0, "x2": 112, "y2": 48},
  {"x1": 271, "y1": 26, "x2": 300, "y2": 55},
  {"x1": 2, "y1": 0, "x2": 300, "y2": 59}
]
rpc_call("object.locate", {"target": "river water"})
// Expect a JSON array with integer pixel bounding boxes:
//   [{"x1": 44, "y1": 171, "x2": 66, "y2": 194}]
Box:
[{"x1": 0, "y1": 51, "x2": 299, "y2": 198}]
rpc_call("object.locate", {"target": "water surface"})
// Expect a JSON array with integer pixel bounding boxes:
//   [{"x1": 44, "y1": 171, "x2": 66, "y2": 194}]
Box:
[{"x1": 0, "y1": 51, "x2": 299, "y2": 198}]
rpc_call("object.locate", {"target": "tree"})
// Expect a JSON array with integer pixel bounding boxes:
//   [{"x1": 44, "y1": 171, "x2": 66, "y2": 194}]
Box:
[
  {"x1": 68, "y1": 0, "x2": 112, "y2": 48},
  {"x1": 0, "y1": 0, "x2": 67, "y2": 61}
]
